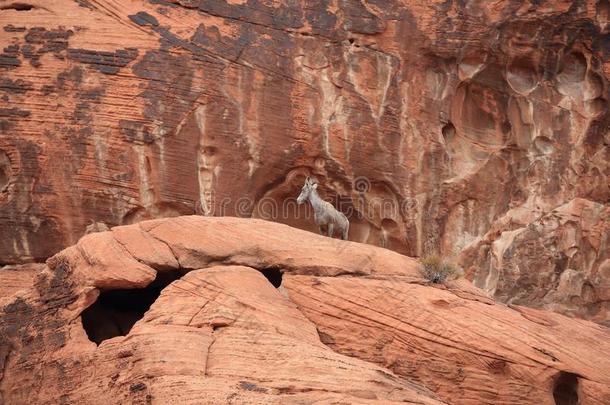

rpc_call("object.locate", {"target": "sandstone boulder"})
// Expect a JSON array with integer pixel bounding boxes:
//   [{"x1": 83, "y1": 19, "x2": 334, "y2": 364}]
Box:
[{"x1": 1, "y1": 217, "x2": 609, "y2": 404}]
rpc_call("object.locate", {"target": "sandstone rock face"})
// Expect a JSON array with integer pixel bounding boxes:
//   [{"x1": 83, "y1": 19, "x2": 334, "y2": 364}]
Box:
[
  {"x1": 461, "y1": 198, "x2": 610, "y2": 324},
  {"x1": 0, "y1": 263, "x2": 43, "y2": 300},
  {"x1": 1, "y1": 217, "x2": 610, "y2": 404},
  {"x1": 0, "y1": 1, "x2": 608, "y2": 320}
]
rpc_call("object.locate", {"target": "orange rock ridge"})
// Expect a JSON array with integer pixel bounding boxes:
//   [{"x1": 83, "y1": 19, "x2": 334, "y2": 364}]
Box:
[{"x1": 0, "y1": 217, "x2": 608, "y2": 404}]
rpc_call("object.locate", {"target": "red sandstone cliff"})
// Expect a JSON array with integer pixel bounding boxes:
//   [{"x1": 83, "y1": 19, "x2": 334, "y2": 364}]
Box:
[
  {"x1": 0, "y1": 1, "x2": 608, "y2": 319},
  {"x1": 1, "y1": 217, "x2": 609, "y2": 404}
]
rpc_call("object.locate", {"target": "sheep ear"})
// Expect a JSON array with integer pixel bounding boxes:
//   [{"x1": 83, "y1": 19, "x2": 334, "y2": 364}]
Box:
[{"x1": 312, "y1": 183, "x2": 318, "y2": 189}]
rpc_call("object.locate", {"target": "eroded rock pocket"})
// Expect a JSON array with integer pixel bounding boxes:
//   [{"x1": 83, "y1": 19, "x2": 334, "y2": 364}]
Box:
[
  {"x1": 0, "y1": 149, "x2": 11, "y2": 193},
  {"x1": 81, "y1": 271, "x2": 183, "y2": 345},
  {"x1": 81, "y1": 265, "x2": 284, "y2": 345},
  {"x1": 259, "y1": 267, "x2": 283, "y2": 288},
  {"x1": 553, "y1": 371, "x2": 579, "y2": 405},
  {"x1": 0, "y1": 3, "x2": 34, "y2": 11}
]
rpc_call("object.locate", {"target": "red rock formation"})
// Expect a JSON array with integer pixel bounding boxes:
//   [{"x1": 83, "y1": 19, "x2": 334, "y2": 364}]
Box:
[
  {"x1": 0, "y1": 1, "x2": 608, "y2": 322},
  {"x1": 0, "y1": 263, "x2": 42, "y2": 299},
  {"x1": 461, "y1": 198, "x2": 610, "y2": 324},
  {"x1": 1, "y1": 217, "x2": 609, "y2": 404}
]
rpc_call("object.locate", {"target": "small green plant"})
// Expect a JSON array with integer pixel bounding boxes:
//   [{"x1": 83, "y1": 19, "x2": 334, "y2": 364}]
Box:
[{"x1": 420, "y1": 254, "x2": 459, "y2": 284}]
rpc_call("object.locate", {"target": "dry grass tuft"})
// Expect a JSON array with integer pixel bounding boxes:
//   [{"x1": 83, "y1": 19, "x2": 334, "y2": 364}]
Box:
[{"x1": 420, "y1": 254, "x2": 460, "y2": 284}]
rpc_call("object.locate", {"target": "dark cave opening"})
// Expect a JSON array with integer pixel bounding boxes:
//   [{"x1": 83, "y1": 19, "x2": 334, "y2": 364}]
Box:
[
  {"x1": 553, "y1": 372, "x2": 579, "y2": 405},
  {"x1": 81, "y1": 265, "x2": 284, "y2": 344},
  {"x1": 259, "y1": 267, "x2": 283, "y2": 288},
  {"x1": 81, "y1": 271, "x2": 183, "y2": 345},
  {"x1": 0, "y1": 3, "x2": 34, "y2": 11},
  {"x1": 441, "y1": 121, "x2": 456, "y2": 141}
]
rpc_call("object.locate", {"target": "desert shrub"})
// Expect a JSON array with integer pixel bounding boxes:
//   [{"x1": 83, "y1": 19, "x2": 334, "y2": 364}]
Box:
[{"x1": 420, "y1": 254, "x2": 459, "y2": 284}]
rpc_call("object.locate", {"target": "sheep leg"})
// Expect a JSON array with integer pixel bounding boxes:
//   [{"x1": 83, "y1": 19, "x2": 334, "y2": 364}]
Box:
[
  {"x1": 342, "y1": 223, "x2": 349, "y2": 240},
  {"x1": 328, "y1": 223, "x2": 334, "y2": 238}
]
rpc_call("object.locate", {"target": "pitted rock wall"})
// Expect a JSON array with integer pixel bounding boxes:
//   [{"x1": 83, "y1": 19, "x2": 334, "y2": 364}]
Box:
[{"x1": 0, "y1": 1, "x2": 608, "y2": 320}]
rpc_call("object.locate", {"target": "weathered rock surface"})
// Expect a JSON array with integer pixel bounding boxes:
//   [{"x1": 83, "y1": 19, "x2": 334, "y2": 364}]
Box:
[
  {"x1": 0, "y1": 1, "x2": 608, "y2": 321},
  {"x1": 0, "y1": 263, "x2": 43, "y2": 299},
  {"x1": 1, "y1": 217, "x2": 609, "y2": 404},
  {"x1": 460, "y1": 198, "x2": 610, "y2": 324}
]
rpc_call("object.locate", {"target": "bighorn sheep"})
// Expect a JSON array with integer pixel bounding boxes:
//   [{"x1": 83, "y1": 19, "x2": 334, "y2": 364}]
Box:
[{"x1": 296, "y1": 177, "x2": 349, "y2": 240}]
